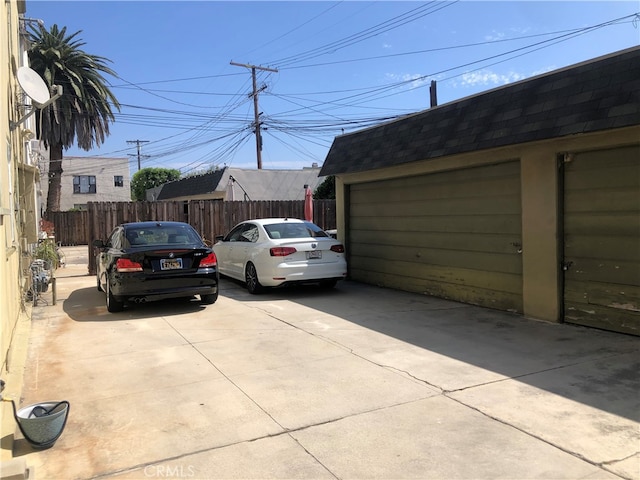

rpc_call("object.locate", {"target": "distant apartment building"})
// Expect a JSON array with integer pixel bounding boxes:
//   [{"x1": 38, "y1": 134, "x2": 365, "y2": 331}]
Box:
[{"x1": 39, "y1": 155, "x2": 131, "y2": 212}]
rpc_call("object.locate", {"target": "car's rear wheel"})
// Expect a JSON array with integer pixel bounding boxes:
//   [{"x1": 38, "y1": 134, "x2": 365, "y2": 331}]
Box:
[
  {"x1": 200, "y1": 292, "x2": 218, "y2": 304},
  {"x1": 320, "y1": 279, "x2": 338, "y2": 289},
  {"x1": 245, "y1": 262, "x2": 263, "y2": 294},
  {"x1": 106, "y1": 281, "x2": 124, "y2": 312}
]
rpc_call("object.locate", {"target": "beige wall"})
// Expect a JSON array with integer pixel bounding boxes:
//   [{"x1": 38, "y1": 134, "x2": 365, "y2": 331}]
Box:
[
  {"x1": 520, "y1": 149, "x2": 561, "y2": 321},
  {"x1": 1, "y1": 0, "x2": 38, "y2": 462},
  {"x1": 335, "y1": 126, "x2": 640, "y2": 323}
]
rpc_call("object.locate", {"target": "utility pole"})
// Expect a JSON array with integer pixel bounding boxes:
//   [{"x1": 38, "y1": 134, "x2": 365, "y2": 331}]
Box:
[
  {"x1": 429, "y1": 80, "x2": 438, "y2": 108},
  {"x1": 127, "y1": 139, "x2": 149, "y2": 171},
  {"x1": 230, "y1": 62, "x2": 278, "y2": 169}
]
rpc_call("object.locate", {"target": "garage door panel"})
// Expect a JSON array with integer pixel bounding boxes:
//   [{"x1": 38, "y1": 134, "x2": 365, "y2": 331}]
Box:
[
  {"x1": 564, "y1": 213, "x2": 639, "y2": 236},
  {"x1": 350, "y1": 195, "x2": 520, "y2": 217},
  {"x1": 349, "y1": 262, "x2": 522, "y2": 312},
  {"x1": 564, "y1": 280, "x2": 639, "y2": 312},
  {"x1": 352, "y1": 176, "x2": 521, "y2": 203},
  {"x1": 352, "y1": 244, "x2": 521, "y2": 275},
  {"x1": 564, "y1": 146, "x2": 639, "y2": 186},
  {"x1": 564, "y1": 258, "x2": 640, "y2": 286},
  {"x1": 350, "y1": 230, "x2": 519, "y2": 255},
  {"x1": 565, "y1": 189, "x2": 639, "y2": 213},
  {"x1": 564, "y1": 301, "x2": 639, "y2": 336},
  {"x1": 565, "y1": 235, "x2": 640, "y2": 262},
  {"x1": 353, "y1": 161, "x2": 520, "y2": 193},
  {"x1": 350, "y1": 215, "x2": 521, "y2": 235},
  {"x1": 350, "y1": 256, "x2": 522, "y2": 295},
  {"x1": 564, "y1": 164, "x2": 639, "y2": 190}
]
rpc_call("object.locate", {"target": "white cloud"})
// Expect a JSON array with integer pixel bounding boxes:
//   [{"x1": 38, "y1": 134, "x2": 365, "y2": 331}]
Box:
[
  {"x1": 382, "y1": 43, "x2": 392, "y2": 49},
  {"x1": 485, "y1": 30, "x2": 505, "y2": 41},
  {"x1": 386, "y1": 72, "x2": 429, "y2": 89},
  {"x1": 485, "y1": 26, "x2": 532, "y2": 42},
  {"x1": 531, "y1": 65, "x2": 556, "y2": 76},
  {"x1": 456, "y1": 69, "x2": 525, "y2": 87}
]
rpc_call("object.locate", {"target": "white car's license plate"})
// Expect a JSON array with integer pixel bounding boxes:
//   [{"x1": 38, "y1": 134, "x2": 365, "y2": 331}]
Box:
[
  {"x1": 307, "y1": 251, "x2": 322, "y2": 259},
  {"x1": 160, "y1": 258, "x2": 183, "y2": 270}
]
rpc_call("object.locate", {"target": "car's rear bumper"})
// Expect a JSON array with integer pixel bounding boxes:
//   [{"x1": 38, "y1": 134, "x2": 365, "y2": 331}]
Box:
[
  {"x1": 259, "y1": 261, "x2": 347, "y2": 287},
  {"x1": 110, "y1": 270, "x2": 218, "y2": 303}
]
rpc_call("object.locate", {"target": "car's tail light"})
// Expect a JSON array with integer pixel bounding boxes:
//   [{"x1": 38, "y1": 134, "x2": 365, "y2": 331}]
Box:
[
  {"x1": 199, "y1": 252, "x2": 217, "y2": 268},
  {"x1": 270, "y1": 246, "x2": 297, "y2": 256},
  {"x1": 116, "y1": 258, "x2": 143, "y2": 272},
  {"x1": 330, "y1": 244, "x2": 345, "y2": 253}
]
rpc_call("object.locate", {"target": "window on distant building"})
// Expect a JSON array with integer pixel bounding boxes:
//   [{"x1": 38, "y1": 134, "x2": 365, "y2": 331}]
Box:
[
  {"x1": 73, "y1": 175, "x2": 96, "y2": 194},
  {"x1": 114, "y1": 175, "x2": 124, "y2": 187}
]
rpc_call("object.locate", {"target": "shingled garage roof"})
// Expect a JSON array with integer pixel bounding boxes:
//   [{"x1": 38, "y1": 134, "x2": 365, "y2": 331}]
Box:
[
  {"x1": 320, "y1": 47, "x2": 640, "y2": 176},
  {"x1": 157, "y1": 169, "x2": 225, "y2": 200}
]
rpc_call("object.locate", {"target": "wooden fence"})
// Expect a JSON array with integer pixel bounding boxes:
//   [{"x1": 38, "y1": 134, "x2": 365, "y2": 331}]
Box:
[
  {"x1": 75, "y1": 199, "x2": 336, "y2": 275},
  {"x1": 46, "y1": 211, "x2": 89, "y2": 246}
]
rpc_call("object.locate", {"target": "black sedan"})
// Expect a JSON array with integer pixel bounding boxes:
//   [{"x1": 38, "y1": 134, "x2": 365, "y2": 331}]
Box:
[{"x1": 93, "y1": 221, "x2": 219, "y2": 312}]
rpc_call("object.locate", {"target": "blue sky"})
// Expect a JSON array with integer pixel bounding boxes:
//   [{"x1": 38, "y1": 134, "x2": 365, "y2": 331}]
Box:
[{"x1": 25, "y1": 1, "x2": 640, "y2": 177}]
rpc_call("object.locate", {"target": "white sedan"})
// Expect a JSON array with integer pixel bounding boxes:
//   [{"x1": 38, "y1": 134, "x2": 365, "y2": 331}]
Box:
[{"x1": 213, "y1": 218, "x2": 347, "y2": 294}]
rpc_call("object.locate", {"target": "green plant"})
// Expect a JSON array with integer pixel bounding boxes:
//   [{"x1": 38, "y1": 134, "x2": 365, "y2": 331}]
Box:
[{"x1": 34, "y1": 239, "x2": 60, "y2": 270}]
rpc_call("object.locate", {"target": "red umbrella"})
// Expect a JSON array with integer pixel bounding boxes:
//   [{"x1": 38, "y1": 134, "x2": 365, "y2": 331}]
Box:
[{"x1": 304, "y1": 184, "x2": 313, "y2": 222}]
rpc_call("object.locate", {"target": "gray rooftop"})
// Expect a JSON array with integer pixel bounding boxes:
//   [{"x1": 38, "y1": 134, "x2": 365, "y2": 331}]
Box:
[
  {"x1": 156, "y1": 169, "x2": 225, "y2": 200},
  {"x1": 155, "y1": 166, "x2": 324, "y2": 201},
  {"x1": 320, "y1": 47, "x2": 640, "y2": 176}
]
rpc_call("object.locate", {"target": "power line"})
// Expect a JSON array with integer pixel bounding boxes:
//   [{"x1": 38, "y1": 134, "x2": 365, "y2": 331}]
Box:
[{"x1": 62, "y1": 10, "x2": 637, "y2": 176}]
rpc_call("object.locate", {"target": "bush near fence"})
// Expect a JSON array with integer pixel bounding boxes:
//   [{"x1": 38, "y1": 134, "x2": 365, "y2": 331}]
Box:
[{"x1": 49, "y1": 199, "x2": 336, "y2": 275}]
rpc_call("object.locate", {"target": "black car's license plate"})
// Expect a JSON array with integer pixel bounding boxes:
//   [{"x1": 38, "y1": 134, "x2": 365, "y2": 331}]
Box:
[{"x1": 160, "y1": 258, "x2": 183, "y2": 270}]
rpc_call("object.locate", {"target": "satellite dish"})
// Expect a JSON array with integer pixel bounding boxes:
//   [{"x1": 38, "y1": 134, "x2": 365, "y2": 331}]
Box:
[{"x1": 17, "y1": 66, "x2": 50, "y2": 107}]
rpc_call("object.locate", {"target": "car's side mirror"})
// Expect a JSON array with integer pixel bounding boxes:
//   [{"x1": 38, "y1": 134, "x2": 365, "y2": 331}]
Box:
[
  {"x1": 92, "y1": 239, "x2": 106, "y2": 248},
  {"x1": 215, "y1": 235, "x2": 225, "y2": 242}
]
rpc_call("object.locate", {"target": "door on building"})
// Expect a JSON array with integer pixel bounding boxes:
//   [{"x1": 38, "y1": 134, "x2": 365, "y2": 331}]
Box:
[
  {"x1": 562, "y1": 145, "x2": 640, "y2": 335},
  {"x1": 348, "y1": 160, "x2": 523, "y2": 313}
]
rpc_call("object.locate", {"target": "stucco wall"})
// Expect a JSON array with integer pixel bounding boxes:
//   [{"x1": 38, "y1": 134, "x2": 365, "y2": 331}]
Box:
[
  {"x1": 2, "y1": 0, "x2": 36, "y2": 463},
  {"x1": 520, "y1": 149, "x2": 561, "y2": 321}
]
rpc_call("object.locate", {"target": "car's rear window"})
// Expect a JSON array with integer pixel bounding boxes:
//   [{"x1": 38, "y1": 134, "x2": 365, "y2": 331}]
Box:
[
  {"x1": 265, "y1": 222, "x2": 329, "y2": 239},
  {"x1": 124, "y1": 225, "x2": 200, "y2": 247}
]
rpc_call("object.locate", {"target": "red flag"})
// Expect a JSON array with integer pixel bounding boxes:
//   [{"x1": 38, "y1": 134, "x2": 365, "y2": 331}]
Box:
[{"x1": 304, "y1": 184, "x2": 313, "y2": 222}]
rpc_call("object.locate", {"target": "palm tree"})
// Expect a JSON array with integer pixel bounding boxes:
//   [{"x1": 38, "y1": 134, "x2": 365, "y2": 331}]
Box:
[{"x1": 28, "y1": 24, "x2": 120, "y2": 212}]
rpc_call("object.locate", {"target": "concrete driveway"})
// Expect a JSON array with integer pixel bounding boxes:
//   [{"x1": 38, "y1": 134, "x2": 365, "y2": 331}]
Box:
[{"x1": 10, "y1": 247, "x2": 639, "y2": 479}]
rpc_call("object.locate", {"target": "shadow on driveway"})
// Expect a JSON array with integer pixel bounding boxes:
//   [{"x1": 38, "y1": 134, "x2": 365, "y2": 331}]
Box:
[
  {"x1": 222, "y1": 278, "x2": 639, "y2": 423},
  {"x1": 63, "y1": 287, "x2": 211, "y2": 322}
]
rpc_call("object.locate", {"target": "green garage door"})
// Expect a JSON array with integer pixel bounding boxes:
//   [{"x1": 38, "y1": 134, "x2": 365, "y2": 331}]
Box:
[
  {"x1": 348, "y1": 161, "x2": 523, "y2": 312},
  {"x1": 563, "y1": 145, "x2": 640, "y2": 335}
]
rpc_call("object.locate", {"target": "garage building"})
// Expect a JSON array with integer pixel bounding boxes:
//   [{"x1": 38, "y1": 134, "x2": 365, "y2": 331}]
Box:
[{"x1": 321, "y1": 47, "x2": 640, "y2": 336}]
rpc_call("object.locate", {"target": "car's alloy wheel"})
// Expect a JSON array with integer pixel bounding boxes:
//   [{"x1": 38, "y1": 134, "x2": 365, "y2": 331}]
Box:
[
  {"x1": 245, "y1": 262, "x2": 263, "y2": 294},
  {"x1": 106, "y1": 280, "x2": 124, "y2": 313}
]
